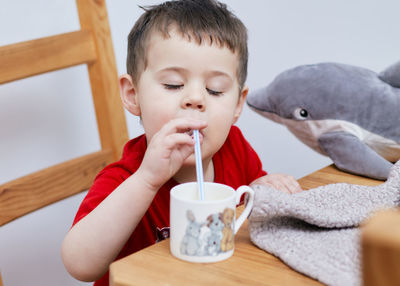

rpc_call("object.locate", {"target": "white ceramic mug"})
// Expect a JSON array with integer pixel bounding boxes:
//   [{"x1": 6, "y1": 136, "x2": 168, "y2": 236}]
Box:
[{"x1": 170, "y1": 182, "x2": 254, "y2": 263}]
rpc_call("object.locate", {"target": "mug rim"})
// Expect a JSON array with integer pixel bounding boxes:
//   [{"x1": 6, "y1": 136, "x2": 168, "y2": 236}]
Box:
[{"x1": 170, "y1": 182, "x2": 235, "y2": 205}]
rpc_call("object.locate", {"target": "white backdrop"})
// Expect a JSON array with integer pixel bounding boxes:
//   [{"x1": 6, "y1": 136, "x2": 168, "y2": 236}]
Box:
[{"x1": 1, "y1": 1, "x2": 399, "y2": 285}]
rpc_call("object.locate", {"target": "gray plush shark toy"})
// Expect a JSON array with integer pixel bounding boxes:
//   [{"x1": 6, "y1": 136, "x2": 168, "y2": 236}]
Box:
[{"x1": 247, "y1": 61, "x2": 400, "y2": 180}]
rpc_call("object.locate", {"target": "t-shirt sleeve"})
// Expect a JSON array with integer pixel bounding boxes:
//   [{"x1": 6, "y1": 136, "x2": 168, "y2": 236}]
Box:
[
  {"x1": 242, "y1": 131, "x2": 267, "y2": 183},
  {"x1": 234, "y1": 126, "x2": 267, "y2": 183},
  {"x1": 245, "y1": 141, "x2": 267, "y2": 181},
  {"x1": 72, "y1": 165, "x2": 131, "y2": 226},
  {"x1": 72, "y1": 136, "x2": 145, "y2": 227}
]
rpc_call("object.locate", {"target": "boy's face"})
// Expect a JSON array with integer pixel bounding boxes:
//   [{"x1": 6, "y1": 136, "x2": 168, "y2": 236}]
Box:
[{"x1": 121, "y1": 29, "x2": 248, "y2": 166}]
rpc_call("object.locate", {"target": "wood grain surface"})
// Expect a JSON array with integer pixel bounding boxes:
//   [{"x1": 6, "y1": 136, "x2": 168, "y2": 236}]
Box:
[
  {"x1": 362, "y1": 209, "x2": 400, "y2": 286},
  {"x1": 0, "y1": 150, "x2": 113, "y2": 225},
  {"x1": 76, "y1": 0, "x2": 129, "y2": 161},
  {"x1": 0, "y1": 30, "x2": 96, "y2": 84}
]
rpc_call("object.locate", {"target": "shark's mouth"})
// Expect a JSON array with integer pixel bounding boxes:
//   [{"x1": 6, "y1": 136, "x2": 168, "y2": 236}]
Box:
[
  {"x1": 247, "y1": 101, "x2": 274, "y2": 115},
  {"x1": 252, "y1": 109, "x2": 326, "y2": 154}
]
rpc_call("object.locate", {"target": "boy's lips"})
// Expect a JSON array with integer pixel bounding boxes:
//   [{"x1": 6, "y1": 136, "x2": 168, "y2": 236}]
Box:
[{"x1": 185, "y1": 129, "x2": 204, "y2": 144}]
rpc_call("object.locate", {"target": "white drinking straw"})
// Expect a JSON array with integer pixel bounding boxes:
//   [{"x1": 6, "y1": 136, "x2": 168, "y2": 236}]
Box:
[{"x1": 193, "y1": 130, "x2": 205, "y2": 200}]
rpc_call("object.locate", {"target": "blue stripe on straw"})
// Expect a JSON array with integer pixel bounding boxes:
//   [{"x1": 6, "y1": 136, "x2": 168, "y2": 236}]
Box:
[{"x1": 193, "y1": 130, "x2": 204, "y2": 200}]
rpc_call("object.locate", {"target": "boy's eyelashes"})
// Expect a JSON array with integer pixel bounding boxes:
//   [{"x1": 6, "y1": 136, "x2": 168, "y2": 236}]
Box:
[
  {"x1": 163, "y1": 83, "x2": 183, "y2": 90},
  {"x1": 162, "y1": 84, "x2": 223, "y2": 96},
  {"x1": 206, "y1": 88, "x2": 223, "y2": 96}
]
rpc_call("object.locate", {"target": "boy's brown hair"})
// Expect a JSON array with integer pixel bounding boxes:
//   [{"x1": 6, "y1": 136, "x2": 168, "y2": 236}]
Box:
[{"x1": 127, "y1": 0, "x2": 248, "y2": 89}]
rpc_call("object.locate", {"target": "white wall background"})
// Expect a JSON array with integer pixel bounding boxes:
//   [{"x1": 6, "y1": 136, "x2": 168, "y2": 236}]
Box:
[{"x1": 1, "y1": 0, "x2": 399, "y2": 285}]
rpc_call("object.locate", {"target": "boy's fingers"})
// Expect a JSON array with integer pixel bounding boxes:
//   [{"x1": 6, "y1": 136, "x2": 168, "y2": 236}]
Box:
[
  {"x1": 286, "y1": 179, "x2": 302, "y2": 194},
  {"x1": 278, "y1": 175, "x2": 301, "y2": 194},
  {"x1": 251, "y1": 174, "x2": 302, "y2": 194},
  {"x1": 294, "y1": 183, "x2": 303, "y2": 193},
  {"x1": 268, "y1": 181, "x2": 290, "y2": 194},
  {"x1": 162, "y1": 117, "x2": 207, "y2": 135},
  {"x1": 164, "y1": 133, "x2": 195, "y2": 149}
]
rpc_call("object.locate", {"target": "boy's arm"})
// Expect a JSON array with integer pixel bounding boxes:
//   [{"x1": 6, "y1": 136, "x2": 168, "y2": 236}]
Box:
[
  {"x1": 61, "y1": 118, "x2": 207, "y2": 282},
  {"x1": 250, "y1": 174, "x2": 303, "y2": 194}
]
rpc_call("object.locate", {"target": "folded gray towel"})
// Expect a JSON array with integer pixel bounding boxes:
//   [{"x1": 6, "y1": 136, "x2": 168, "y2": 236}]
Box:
[{"x1": 248, "y1": 160, "x2": 400, "y2": 286}]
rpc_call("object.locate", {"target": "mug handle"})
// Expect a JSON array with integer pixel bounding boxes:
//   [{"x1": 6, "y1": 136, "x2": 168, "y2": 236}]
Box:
[{"x1": 234, "y1": 185, "x2": 254, "y2": 234}]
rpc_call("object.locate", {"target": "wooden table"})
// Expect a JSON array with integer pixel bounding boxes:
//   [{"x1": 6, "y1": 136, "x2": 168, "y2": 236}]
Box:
[{"x1": 110, "y1": 165, "x2": 382, "y2": 286}]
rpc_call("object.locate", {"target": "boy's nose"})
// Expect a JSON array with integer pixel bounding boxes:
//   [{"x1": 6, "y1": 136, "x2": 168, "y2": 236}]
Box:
[{"x1": 182, "y1": 93, "x2": 205, "y2": 111}]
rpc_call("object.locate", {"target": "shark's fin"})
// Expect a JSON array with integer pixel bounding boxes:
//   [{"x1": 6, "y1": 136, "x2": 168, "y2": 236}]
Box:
[
  {"x1": 378, "y1": 60, "x2": 400, "y2": 88},
  {"x1": 318, "y1": 131, "x2": 392, "y2": 180}
]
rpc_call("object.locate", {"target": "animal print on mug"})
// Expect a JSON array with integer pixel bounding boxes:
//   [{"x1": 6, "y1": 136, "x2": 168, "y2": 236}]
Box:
[{"x1": 180, "y1": 208, "x2": 235, "y2": 256}]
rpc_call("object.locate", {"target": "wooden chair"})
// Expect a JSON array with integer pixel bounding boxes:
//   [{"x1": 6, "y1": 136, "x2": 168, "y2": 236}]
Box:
[
  {"x1": 1, "y1": 2, "x2": 128, "y2": 283},
  {"x1": 0, "y1": 0, "x2": 128, "y2": 230}
]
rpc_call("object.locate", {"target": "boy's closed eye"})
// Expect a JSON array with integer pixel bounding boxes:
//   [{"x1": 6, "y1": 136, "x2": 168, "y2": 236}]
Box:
[
  {"x1": 163, "y1": 83, "x2": 223, "y2": 96},
  {"x1": 206, "y1": 88, "x2": 223, "y2": 96},
  {"x1": 163, "y1": 83, "x2": 183, "y2": 90}
]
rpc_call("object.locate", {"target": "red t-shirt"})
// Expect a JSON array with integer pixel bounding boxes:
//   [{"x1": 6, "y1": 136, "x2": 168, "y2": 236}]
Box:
[{"x1": 72, "y1": 125, "x2": 266, "y2": 285}]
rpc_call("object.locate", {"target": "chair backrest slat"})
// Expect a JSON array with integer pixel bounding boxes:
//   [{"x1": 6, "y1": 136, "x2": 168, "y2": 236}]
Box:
[
  {"x1": 0, "y1": 30, "x2": 96, "y2": 85},
  {"x1": 0, "y1": 150, "x2": 113, "y2": 226},
  {"x1": 76, "y1": 0, "x2": 129, "y2": 161}
]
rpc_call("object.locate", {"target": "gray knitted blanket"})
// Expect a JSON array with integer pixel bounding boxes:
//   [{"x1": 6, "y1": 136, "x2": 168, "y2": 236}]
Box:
[{"x1": 248, "y1": 160, "x2": 400, "y2": 286}]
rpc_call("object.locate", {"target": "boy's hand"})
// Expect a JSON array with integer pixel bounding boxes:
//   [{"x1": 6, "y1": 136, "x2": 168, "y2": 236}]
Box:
[
  {"x1": 250, "y1": 174, "x2": 303, "y2": 194},
  {"x1": 137, "y1": 117, "x2": 207, "y2": 191}
]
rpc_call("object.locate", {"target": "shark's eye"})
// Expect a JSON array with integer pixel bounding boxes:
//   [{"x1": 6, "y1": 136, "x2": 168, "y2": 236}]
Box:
[{"x1": 293, "y1": 108, "x2": 308, "y2": 120}]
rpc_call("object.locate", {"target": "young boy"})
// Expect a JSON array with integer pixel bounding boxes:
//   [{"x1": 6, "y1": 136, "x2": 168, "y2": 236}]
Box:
[{"x1": 62, "y1": 0, "x2": 301, "y2": 285}]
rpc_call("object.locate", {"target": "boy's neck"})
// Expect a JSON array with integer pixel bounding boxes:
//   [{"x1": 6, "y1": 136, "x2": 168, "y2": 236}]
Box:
[{"x1": 173, "y1": 159, "x2": 214, "y2": 184}]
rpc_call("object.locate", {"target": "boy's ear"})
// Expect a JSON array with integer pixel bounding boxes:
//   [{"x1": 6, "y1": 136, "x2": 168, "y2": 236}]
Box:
[
  {"x1": 232, "y1": 85, "x2": 249, "y2": 124},
  {"x1": 119, "y1": 74, "x2": 141, "y2": 116}
]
